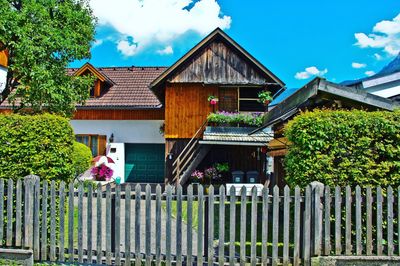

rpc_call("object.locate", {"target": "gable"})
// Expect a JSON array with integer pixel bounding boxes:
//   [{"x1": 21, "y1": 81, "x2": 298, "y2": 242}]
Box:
[{"x1": 169, "y1": 41, "x2": 274, "y2": 85}]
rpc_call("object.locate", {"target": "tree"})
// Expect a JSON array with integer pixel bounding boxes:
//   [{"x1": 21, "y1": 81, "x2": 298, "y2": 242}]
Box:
[{"x1": 0, "y1": 0, "x2": 96, "y2": 116}]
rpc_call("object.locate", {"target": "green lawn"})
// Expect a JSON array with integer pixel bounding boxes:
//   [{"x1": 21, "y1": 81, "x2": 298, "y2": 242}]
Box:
[
  {"x1": 64, "y1": 206, "x2": 79, "y2": 246},
  {"x1": 162, "y1": 201, "x2": 200, "y2": 230}
]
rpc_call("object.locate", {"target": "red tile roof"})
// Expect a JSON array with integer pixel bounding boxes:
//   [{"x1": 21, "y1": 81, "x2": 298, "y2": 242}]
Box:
[{"x1": 1, "y1": 66, "x2": 167, "y2": 109}]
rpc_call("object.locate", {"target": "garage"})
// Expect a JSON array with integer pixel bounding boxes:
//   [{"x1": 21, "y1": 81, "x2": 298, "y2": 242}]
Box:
[{"x1": 125, "y1": 144, "x2": 165, "y2": 183}]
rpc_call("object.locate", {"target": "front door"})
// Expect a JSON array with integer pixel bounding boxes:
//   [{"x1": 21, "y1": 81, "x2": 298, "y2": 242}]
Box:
[{"x1": 125, "y1": 144, "x2": 165, "y2": 183}]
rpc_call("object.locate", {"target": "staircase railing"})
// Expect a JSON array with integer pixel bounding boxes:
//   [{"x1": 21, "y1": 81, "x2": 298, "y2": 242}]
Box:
[{"x1": 171, "y1": 120, "x2": 208, "y2": 184}]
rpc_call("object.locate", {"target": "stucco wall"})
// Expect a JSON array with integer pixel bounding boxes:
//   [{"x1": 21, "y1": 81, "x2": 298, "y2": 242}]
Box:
[{"x1": 70, "y1": 120, "x2": 165, "y2": 144}]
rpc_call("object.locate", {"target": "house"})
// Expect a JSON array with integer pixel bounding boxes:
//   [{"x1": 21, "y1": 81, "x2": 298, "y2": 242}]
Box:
[
  {"x1": 0, "y1": 28, "x2": 284, "y2": 185},
  {"x1": 259, "y1": 77, "x2": 397, "y2": 187}
]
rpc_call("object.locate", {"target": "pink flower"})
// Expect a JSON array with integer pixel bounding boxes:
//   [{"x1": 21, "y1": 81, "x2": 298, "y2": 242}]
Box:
[{"x1": 210, "y1": 99, "x2": 218, "y2": 105}]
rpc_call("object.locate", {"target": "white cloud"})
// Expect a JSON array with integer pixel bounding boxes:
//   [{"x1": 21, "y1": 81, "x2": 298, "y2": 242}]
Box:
[
  {"x1": 352, "y1": 62, "x2": 366, "y2": 69},
  {"x1": 90, "y1": 0, "x2": 232, "y2": 56},
  {"x1": 92, "y1": 39, "x2": 104, "y2": 48},
  {"x1": 117, "y1": 40, "x2": 139, "y2": 56},
  {"x1": 365, "y1": 70, "x2": 376, "y2": 76},
  {"x1": 295, "y1": 66, "x2": 328, "y2": 80},
  {"x1": 374, "y1": 53, "x2": 383, "y2": 60},
  {"x1": 355, "y1": 13, "x2": 400, "y2": 56},
  {"x1": 157, "y1": 45, "x2": 174, "y2": 55}
]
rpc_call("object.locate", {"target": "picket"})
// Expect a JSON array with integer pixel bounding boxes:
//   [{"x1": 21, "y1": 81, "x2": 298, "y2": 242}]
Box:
[
  {"x1": 6, "y1": 179, "x2": 13, "y2": 247},
  {"x1": 125, "y1": 184, "x2": 131, "y2": 266},
  {"x1": 115, "y1": 184, "x2": 121, "y2": 266},
  {"x1": 197, "y1": 185, "x2": 204, "y2": 266},
  {"x1": 106, "y1": 184, "x2": 112, "y2": 265},
  {"x1": 229, "y1": 186, "x2": 236, "y2": 266},
  {"x1": 96, "y1": 183, "x2": 102, "y2": 264},
  {"x1": 33, "y1": 180, "x2": 40, "y2": 259},
  {"x1": 251, "y1": 186, "x2": 258, "y2": 266},
  {"x1": 272, "y1": 186, "x2": 279, "y2": 266},
  {"x1": 50, "y1": 181, "x2": 56, "y2": 261},
  {"x1": 41, "y1": 181, "x2": 48, "y2": 261},
  {"x1": 334, "y1": 186, "x2": 342, "y2": 255},
  {"x1": 207, "y1": 185, "x2": 214, "y2": 266},
  {"x1": 261, "y1": 187, "x2": 269, "y2": 266},
  {"x1": 78, "y1": 183, "x2": 83, "y2": 263},
  {"x1": 366, "y1": 187, "x2": 373, "y2": 256},
  {"x1": 387, "y1": 186, "x2": 394, "y2": 256},
  {"x1": 283, "y1": 186, "x2": 290, "y2": 266},
  {"x1": 186, "y1": 185, "x2": 193, "y2": 266},
  {"x1": 145, "y1": 184, "x2": 152, "y2": 266},
  {"x1": 68, "y1": 182, "x2": 74, "y2": 262},
  {"x1": 218, "y1": 185, "x2": 225, "y2": 266},
  {"x1": 87, "y1": 183, "x2": 93, "y2": 263},
  {"x1": 176, "y1": 185, "x2": 183, "y2": 266},
  {"x1": 15, "y1": 179, "x2": 22, "y2": 247},
  {"x1": 324, "y1": 186, "x2": 331, "y2": 255},
  {"x1": 59, "y1": 182, "x2": 65, "y2": 262},
  {"x1": 377, "y1": 186, "x2": 383, "y2": 256},
  {"x1": 155, "y1": 185, "x2": 162, "y2": 266},
  {"x1": 240, "y1": 186, "x2": 247, "y2": 265},
  {"x1": 293, "y1": 186, "x2": 301, "y2": 266},
  {"x1": 165, "y1": 185, "x2": 172, "y2": 266},
  {"x1": 355, "y1": 186, "x2": 362, "y2": 256},
  {"x1": 303, "y1": 186, "x2": 311, "y2": 266},
  {"x1": 135, "y1": 184, "x2": 141, "y2": 266}
]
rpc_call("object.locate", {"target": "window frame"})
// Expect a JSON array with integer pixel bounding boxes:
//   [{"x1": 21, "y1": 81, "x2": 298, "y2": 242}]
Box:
[
  {"x1": 218, "y1": 86, "x2": 265, "y2": 112},
  {"x1": 75, "y1": 134, "x2": 104, "y2": 156}
]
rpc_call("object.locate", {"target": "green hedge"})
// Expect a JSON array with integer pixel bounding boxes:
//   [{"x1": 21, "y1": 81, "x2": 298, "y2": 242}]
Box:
[
  {"x1": 72, "y1": 141, "x2": 92, "y2": 176},
  {"x1": 0, "y1": 113, "x2": 75, "y2": 182},
  {"x1": 284, "y1": 109, "x2": 400, "y2": 188}
]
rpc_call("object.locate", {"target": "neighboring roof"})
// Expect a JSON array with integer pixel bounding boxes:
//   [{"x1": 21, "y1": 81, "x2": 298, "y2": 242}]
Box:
[
  {"x1": 150, "y1": 28, "x2": 285, "y2": 99},
  {"x1": 269, "y1": 87, "x2": 299, "y2": 107},
  {"x1": 0, "y1": 66, "x2": 167, "y2": 109},
  {"x1": 262, "y1": 77, "x2": 397, "y2": 128},
  {"x1": 200, "y1": 126, "x2": 272, "y2": 146}
]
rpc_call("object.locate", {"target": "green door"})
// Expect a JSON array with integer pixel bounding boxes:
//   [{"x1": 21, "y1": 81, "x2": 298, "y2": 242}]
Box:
[{"x1": 125, "y1": 144, "x2": 165, "y2": 183}]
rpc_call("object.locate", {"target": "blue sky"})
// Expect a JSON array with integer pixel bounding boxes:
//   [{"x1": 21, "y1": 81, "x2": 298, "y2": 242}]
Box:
[{"x1": 71, "y1": 0, "x2": 400, "y2": 89}]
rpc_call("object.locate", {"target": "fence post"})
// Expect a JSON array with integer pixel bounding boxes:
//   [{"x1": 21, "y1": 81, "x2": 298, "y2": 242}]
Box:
[{"x1": 310, "y1": 182, "x2": 323, "y2": 257}]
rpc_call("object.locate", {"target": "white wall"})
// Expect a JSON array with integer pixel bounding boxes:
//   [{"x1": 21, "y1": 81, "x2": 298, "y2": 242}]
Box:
[
  {"x1": 107, "y1": 143, "x2": 125, "y2": 183},
  {"x1": 70, "y1": 120, "x2": 165, "y2": 144},
  {"x1": 0, "y1": 66, "x2": 7, "y2": 94}
]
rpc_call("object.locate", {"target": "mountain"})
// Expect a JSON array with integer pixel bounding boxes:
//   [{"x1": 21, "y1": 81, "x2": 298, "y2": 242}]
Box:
[
  {"x1": 341, "y1": 52, "x2": 400, "y2": 86},
  {"x1": 378, "y1": 52, "x2": 400, "y2": 76}
]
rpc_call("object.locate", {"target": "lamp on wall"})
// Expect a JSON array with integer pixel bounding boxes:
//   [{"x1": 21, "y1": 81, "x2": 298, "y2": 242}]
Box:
[
  {"x1": 168, "y1": 153, "x2": 173, "y2": 160},
  {"x1": 109, "y1": 133, "x2": 114, "y2": 143}
]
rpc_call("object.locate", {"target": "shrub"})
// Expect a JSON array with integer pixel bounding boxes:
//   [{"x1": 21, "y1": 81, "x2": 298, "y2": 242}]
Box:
[
  {"x1": 72, "y1": 141, "x2": 92, "y2": 176},
  {"x1": 0, "y1": 113, "x2": 75, "y2": 182},
  {"x1": 284, "y1": 109, "x2": 400, "y2": 188}
]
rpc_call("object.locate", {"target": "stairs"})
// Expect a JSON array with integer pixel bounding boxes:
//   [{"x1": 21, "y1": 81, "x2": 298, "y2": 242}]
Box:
[
  {"x1": 178, "y1": 145, "x2": 211, "y2": 185},
  {"x1": 171, "y1": 120, "x2": 209, "y2": 185}
]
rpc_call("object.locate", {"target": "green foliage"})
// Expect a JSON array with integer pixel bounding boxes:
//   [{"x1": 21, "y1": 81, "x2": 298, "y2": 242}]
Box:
[
  {"x1": 215, "y1": 162, "x2": 229, "y2": 173},
  {"x1": 284, "y1": 109, "x2": 400, "y2": 188},
  {"x1": 72, "y1": 141, "x2": 92, "y2": 176},
  {"x1": 0, "y1": 113, "x2": 75, "y2": 181},
  {"x1": 207, "y1": 111, "x2": 264, "y2": 127},
  {"x1": 0, "y1": 0, "x2": 97, "y2": 116},
  {"x1": 257, "y1": 90, "x2": 273, "y2": 104}
]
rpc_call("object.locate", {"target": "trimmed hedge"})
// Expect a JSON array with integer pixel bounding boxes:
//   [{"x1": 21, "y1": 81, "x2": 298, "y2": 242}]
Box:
[
  {"x1": 284, "y1": 109, "x2": 400, "y2": 188},
  {"x1": 0, "y1": 113, "x2": 75, "y2": 181},
  {"x1": 72, "y1": 141, "x2": 92, "y2": 176}
]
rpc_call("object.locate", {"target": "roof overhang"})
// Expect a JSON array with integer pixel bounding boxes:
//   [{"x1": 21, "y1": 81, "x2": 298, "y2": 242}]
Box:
[{"x1": 201, "y1": 126, "x2": 272, "y2": 146}]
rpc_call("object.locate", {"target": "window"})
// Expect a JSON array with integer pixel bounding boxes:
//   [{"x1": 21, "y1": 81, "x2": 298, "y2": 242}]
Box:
[
  {"x1": 238, "y1": 87, "x2": 265, "y2": 112},
  {"x1": 218, "y1": 88, "x2": 238, "y2": 112},
  {"x1": 76, "y1": 134, "x2": 107, "y2": 156},
  {"x1": 89, "y1": 79, "x2": 102, "y2": 98}
]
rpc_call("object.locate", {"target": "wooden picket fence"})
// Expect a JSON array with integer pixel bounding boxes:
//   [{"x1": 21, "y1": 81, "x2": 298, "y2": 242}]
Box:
[{"x1": 0, "y1": 176, "x2": 399, "y2": 265}]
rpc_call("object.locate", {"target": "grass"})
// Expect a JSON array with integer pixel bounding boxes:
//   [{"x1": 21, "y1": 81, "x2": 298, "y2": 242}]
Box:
[
  {"x1": 64, "y1": 206, "x2": 79, "y2": 246},
  {"x1": 162, "y1": 201, "x2": 199, "y2": 230}
]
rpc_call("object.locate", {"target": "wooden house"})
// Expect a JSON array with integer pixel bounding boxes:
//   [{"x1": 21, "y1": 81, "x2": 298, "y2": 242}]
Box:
[{"x1": 0, "y1": 28, "x2": 286, "y2": 185}]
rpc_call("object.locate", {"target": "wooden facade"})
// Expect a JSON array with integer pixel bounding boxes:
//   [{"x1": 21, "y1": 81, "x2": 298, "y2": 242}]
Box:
[
  {"x1": 169, "y1": 41, "x2": 276, "y2": 85},
  {"x1": 73, "y1": 109, "x2": 164, "y2": 120},
  {"x1": 165, "y1": 83, "x2": 217, "y2": 139}
]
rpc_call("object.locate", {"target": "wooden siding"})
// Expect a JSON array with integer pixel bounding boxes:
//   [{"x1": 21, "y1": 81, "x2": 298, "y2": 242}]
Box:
[
  {"x1": 73, "y1": 109, "x2": 164, "y2": 120},
  {"x1": 169, "y1": 41, "x2": 275, "y2": 85},
  {"x1": 165, "y1": 83, "x2": 217, "y2": 139}
]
